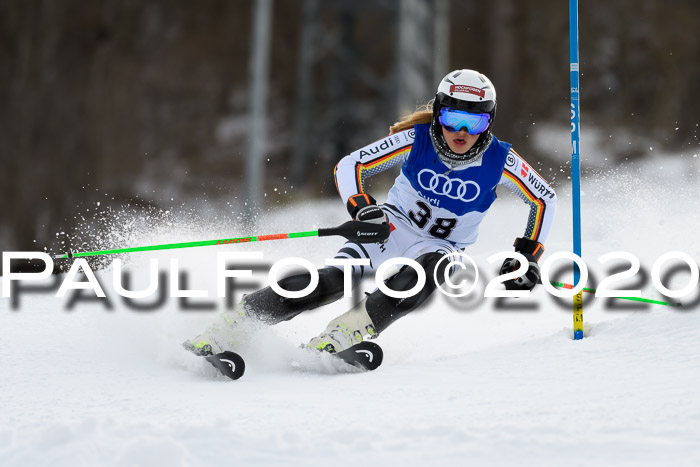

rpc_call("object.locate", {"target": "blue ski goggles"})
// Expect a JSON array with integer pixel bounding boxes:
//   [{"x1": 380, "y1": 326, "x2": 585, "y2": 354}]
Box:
[{"x1": 438, "y1": 107, "x2": 491, "y2": 135}]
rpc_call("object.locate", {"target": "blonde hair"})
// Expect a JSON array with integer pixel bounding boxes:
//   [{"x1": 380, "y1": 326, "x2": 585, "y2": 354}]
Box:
[{"x1": 389, "y1": 103, "x2": 433, "y2": 135}]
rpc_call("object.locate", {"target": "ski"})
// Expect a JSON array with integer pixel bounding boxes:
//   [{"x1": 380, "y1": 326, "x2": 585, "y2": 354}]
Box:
[
  {"x1": 186, "y1": 340, "x2": 381, "y2": 380},
  {"x1": 291, "y1": 341, "x2": 384, "y2": 374},
  {"x1": 333, "y1": 341, "x2": 383, "y2": 371},
  {"x1": 204, "y1": 351, "x2": 246, "y2": 380}
]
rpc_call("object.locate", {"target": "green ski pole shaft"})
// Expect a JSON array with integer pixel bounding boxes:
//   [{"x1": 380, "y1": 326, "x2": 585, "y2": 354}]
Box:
[
  {"x1": 54, "y1": 231, "x2": 319, "y2": 259},
  {"x1": 52, "y1": 220, "x2": 390, "y2": 260}
]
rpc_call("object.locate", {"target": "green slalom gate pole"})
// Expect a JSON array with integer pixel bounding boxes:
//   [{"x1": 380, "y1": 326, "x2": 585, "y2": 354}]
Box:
[
  {"x1": 549, "y1": 281, "x2": 681, "y2": 308},
  {"x1": 53, "y1": 220, "x2": 389, "y2": 259}
]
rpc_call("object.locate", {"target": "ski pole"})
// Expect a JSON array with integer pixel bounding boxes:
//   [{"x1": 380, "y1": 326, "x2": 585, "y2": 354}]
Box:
[
  {"x1": 53, "y1": 220, "x2": 389, "y2": 260},
  {"x1": 549, "y1": 280, "x2": 681, "y2": 308}
]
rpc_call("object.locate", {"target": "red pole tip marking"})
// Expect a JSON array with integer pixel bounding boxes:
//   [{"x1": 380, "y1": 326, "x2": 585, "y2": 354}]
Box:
[{"x1": 257, "y1": 234, "x2": 288, "y2": 241}]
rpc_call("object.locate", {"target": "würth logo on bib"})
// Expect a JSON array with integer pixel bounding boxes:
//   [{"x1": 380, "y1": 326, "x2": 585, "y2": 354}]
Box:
[{"x1": 449, "y1": 85, "x2": 485, "y2": 98}]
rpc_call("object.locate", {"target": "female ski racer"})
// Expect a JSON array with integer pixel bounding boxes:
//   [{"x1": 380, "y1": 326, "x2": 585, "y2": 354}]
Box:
[{"x1": 185, "y1": 69, "x2": 557, "y2": 356}]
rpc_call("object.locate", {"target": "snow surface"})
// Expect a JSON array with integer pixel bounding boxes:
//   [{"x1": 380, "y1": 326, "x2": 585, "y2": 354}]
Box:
[{"x1": 2, "y1": 158, "x2": 700, "y2": 466}]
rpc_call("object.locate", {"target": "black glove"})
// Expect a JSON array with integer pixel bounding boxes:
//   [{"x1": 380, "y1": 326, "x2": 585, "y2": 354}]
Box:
[
  {"x1": 346, "y1": 193, "x2": 388, "y2": 225},
  {"x1": 499, "y1": 237, "x2": 544, "y2": 291},
  {"x1": 346, "y1": 193, "x2": 390, "y2": 242}
]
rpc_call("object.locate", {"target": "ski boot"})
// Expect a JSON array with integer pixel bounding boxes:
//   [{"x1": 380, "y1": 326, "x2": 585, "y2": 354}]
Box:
[
  {"x1": 183, "y1": 300, "x2": 256, "y2": 356},
  {"x1": 306, "y1": 299, "x2": 383, "y2": 371},
  {"x1": 307, "y1": 298, "x2": 378, "y2": 354}
]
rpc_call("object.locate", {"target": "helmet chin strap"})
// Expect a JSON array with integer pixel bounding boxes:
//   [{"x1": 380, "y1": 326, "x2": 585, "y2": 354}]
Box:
[{"x1": 429, "y1": 120, "x2": 493, "y2": 166}]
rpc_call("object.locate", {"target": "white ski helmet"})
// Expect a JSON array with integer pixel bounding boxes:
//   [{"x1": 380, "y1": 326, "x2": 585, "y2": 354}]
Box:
[{"x1": 430, "y1": 69, "x2": 497, "y2": 166}]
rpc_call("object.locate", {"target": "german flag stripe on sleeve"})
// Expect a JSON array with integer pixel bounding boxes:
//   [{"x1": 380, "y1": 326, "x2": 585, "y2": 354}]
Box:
[
  {"x1": 501, "y1": 169, "x2": 546, "y2": 241},
  {"x1": 353, "y1": 145, "x2": 412, "y2": 193},
  {"x1": 333, "y1": 163, "x2": 340, "y2": 195}
]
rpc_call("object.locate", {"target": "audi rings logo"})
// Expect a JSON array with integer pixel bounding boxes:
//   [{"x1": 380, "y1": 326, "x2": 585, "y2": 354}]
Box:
[{"x1": 417, "y1": 169, "x2": 481, "y2": 202}]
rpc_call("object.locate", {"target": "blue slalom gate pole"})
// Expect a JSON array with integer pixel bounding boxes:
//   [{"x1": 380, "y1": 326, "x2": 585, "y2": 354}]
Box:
[{"x1": 570, "y1": 0, "x2": 584, "y2": 340}]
